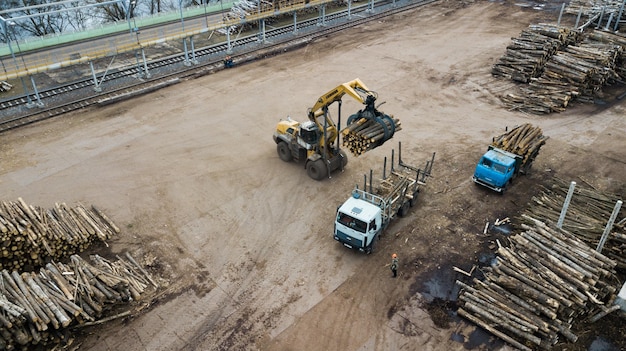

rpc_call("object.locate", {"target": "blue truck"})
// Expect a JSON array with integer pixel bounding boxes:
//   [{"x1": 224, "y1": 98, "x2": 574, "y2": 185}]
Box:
[
  {"x1": 333, "y1": 143, "x2": 435, "y2": 254},
  {"x1": 472, "y1": 124, "x2": 547, "y2": 194}
]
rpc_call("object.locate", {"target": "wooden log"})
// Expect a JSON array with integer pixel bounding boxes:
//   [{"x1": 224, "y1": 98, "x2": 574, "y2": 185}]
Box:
[
  {"x1": 457, "y1": 308, "x2": 533, "y2": 351},
  {"x1": 23, "y1": 273, "x2": 70, "y2": 328}
]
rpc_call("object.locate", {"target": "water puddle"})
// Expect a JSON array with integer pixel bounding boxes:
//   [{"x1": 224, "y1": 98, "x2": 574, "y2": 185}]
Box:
[{"x1": 589, "y1": 336, "x2": 621, "y2": 351}]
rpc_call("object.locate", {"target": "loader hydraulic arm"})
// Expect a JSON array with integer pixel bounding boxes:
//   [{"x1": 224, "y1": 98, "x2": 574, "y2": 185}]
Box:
[
  {"x1": 307, "y1": 78, "x2": 378, "y2": 121},
  {"x1": 306, "y1": 78, "x2": 379, "y2": 152}
]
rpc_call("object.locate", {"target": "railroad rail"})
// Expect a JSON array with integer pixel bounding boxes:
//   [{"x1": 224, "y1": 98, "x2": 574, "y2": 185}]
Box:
[{"x1": 0, "y1": 0, "x2": 436, "y2": 133}]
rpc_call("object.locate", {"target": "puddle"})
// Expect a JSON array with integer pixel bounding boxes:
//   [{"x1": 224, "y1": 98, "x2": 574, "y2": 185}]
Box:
[
  {"x1": 464, "y1": 327, "x2": 504, "y2": 350},
  {"x1": 490, "y1": 223, "x2": 512, "y2": 235},
  {"x1": 589, "y1": 336, "x2": 621, "y2": 351},
  {"x1": 513, "y1": 1, "x2": 568, "y2": 12},
  {"x1": 419, "y1": 265, "x2": 460, "y2": 303},
  {"x1": 477, "y1": 251, "x2": 496, "y2": 267},
  {"x1": 450, "y1": 332, "x2": 464, "y2": 343}
]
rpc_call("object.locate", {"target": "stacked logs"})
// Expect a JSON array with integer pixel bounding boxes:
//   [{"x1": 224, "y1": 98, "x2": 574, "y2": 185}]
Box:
[
  {"x1": 490, "y1": 123, "x2": 548, "y2": 171},
  {"x1": 492, "y1": 24, "x2": 578, "y2": 83},
  {"x1": 0, "y1": 199, "x2": 119, "y2": 272},
  {"x1": 524, "y1": 177, "x2": 626, "y2": 269},
  {"x1": 457, "y1": 217, "x2": 618, "y2": 351},
  {"x1": 501, "y1": 40, "x2": 623, "y2": 113},
  {"x1": 0, "y1": 253, "x2": 157, "y2": 349},
  {"x1": 341, "y1": 116, "x2": 401, "y2": 157},
  {"x1": 583, "y1": 31, "x2": 626, "y2": 81},
  {"x1": 544, "y1": 44, "x2": 622, "y2": 103},
  {"x1": 492, "y1": 20, "x2": 626, "y2": 114}
]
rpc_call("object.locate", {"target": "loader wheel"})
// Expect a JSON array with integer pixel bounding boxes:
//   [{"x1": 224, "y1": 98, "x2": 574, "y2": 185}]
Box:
[
  {"x1": 277, "y1": 142, "x2": 292, "y2": 162},
  {"x1": 307, "y1": 159, "x2": 327, "y2": 180},
  {"x1": 339, "y1": 150, "x2": 348, "y2": 168}
]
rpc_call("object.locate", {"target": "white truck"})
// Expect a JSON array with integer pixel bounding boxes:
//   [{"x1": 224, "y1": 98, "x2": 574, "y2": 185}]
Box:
[{"x1": 333, "y1": 143, "x2": 435, "y2": 254}]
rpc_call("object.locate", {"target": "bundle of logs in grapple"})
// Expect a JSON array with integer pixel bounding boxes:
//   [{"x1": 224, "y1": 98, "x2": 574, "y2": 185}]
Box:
[
  {"x1": 457, "y1": 216, "x2": 619, "y2": 351},
  {"x1": 0, "y1": 253, "x2": 158, "y2": 349},
  {"x1": 490, "y1": 123, "x2": 548, "y2": 170},
  {"x1": 341, "y1": 114, "x2": 401, "y2": 157},
  {"x1": 0, "y1": 198, "x2": 119, "y2": 272}
]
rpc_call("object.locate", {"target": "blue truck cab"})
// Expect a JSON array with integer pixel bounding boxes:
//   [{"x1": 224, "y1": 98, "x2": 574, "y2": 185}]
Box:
[{"x1": 472, "y1": 146, "x2": 522, "y2": 193}]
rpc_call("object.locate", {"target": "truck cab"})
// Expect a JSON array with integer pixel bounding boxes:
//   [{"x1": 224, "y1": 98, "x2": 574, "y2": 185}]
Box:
[
  {"x1": 334, "y1": 193, "x2": 382, "y2": 254},
  {"x1": 472, "y1": 147, "x2": 520, "y2": 193}
]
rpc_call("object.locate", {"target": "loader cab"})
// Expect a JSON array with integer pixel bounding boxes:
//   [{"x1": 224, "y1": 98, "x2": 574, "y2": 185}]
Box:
[{"x1": 297, "y1": 120, "x2": 320, "y2": 150}]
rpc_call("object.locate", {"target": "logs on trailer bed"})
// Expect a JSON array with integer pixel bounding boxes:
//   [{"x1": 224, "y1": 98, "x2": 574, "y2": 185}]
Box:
[
  {"x1": 457, "y1": 217, "x2": 619, "y2": 350},
  {"x1": 490, "y1": 123, "x2": 548, "y2": 169},
  {"x1": 0, "y1": 253, "x2": 157, "y2": 349},
  {"x1": 0, "y1": 199, "x2": 119, "y2": 272}
]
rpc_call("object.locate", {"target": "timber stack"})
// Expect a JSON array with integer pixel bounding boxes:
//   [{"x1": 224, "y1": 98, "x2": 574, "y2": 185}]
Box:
[
  {"x1": 492, "y1": 23, "x2": 580, "y2": 83},
  {"x1": 0, "y1": 198, "x2": 119, "y2": 272},
  {"x1": 524, "y1": 177, "x2": 626, "y2": 269},
  {"x1": 490, "y1": 123, "x2": 548, "y2": 170},
  {"x1": 491, "y1": 15, "x2": 626, "y2": 114},
  {"x1": 0, "y1": 253, "x2": 157, "y2": 349},
  {"x1": 341, "y1": 116, "x2": 401, "y2": 157},
  {"x1": 457, "y1": 216, "x2": 619, "y2": 351}
]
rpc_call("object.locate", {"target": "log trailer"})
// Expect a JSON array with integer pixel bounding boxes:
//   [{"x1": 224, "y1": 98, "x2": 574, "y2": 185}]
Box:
[
  {"x1": 333, "y1": 143, "x2": 435, "y2": 254},
  {"x1": 273, "y1": 79, "x2": 399, "y2": 180},
  {"x1": 472, "y1": 123, "x2": 548, "y2": 194}
]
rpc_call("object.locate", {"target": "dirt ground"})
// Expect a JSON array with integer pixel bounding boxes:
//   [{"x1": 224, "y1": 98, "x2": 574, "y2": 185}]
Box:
[{"x1": 0, "y1": 0, "x2": 625, "y2": 350}]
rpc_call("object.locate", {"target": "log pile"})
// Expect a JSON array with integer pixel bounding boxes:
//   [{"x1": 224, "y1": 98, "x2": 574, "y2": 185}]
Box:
[
  {"x1": 341, "y1": 115, "x2": 401, "y2": 157},
  {"x1": 583, "y1": 31, "x2": 626, "y2": 81},
  {"x1": 500, "y1": 37, "x2": 624, "y2": 113},
  {"x1": 523, "y1": 177, "x2": 626, "y2": 269},
  {"x1": 0, "y1": 199, "x2": 119, "y2": 272},
  {"x1": 492, "y1": 18, "x2": 626, "y2": 114},
  {"x1": 490, "y1": 123, "x2": 548, "y2": 171},
  {"x1": 545, "y1": 44, "x2": 622, "y2": 103},
  {"x1": 0, "y1": 253, "x2": 157, "y2": 349},
  {"x1": 457, "y1": 216, "x2": 619, "y2": 351},
  {"x1": 492, "y1": 24, "x2": 579, "y2": 83}
]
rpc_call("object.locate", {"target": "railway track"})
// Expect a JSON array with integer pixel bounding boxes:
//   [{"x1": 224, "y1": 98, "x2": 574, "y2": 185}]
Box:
[{"x1": 0, "y1": 0, "x2": 435, "y2": 133}]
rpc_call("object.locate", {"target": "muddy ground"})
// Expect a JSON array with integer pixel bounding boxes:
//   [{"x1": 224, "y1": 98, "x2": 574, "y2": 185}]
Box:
[{"x1": 0, "y1": 0, "x2": 625, "y2": 350}]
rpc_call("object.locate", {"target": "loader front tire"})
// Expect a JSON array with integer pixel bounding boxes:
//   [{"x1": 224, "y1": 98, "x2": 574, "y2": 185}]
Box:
[
  {"x1": 307, "y1": 159, "x2": 327, "y2": 181},
  {"x1": 277, "y1": 142, "x2": 292, "y2": 162}
]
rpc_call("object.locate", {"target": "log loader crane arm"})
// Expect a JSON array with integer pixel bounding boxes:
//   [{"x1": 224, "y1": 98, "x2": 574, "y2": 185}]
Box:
[
  {"x1": 273, "y1": 78, "x2": 396, "y2": 180},
  {"x1": 306, "y1": 78, "x2": 379, "y2": 157}
]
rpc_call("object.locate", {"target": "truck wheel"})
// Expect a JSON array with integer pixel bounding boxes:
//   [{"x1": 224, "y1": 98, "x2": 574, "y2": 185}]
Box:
[
  {"x1": 398, "y1": 202, "x2": 410, "y2": 217},
  {"x1": 277, "y1": 142, "x2": 292, "y2": 162},
  {"x1": 306, "y1": 159, "x2": 327, "y2": 180},
  {"x1": 409, "y1": 191, "x2": 419, "y2": 207}
]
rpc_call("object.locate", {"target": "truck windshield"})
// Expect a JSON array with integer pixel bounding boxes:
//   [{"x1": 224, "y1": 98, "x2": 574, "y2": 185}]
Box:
[
  {"x1": 481, "y1": 157, "x2": 507, "y2": 174},
  {"x1": 492, "y1": 163, "x2": 507, "y2": 173},
  {"x1": 337, "y1": 212, "x2": 368, "y2": 233}
]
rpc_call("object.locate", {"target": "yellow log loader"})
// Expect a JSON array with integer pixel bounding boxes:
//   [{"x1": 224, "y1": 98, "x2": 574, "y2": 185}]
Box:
[{"x1": 273, "y1": 78, "x2": 397, "y2": 180}]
